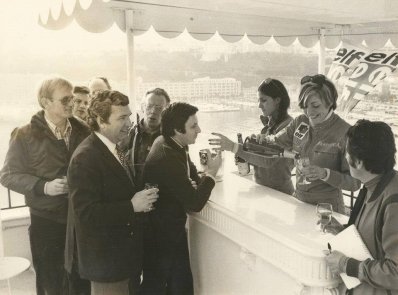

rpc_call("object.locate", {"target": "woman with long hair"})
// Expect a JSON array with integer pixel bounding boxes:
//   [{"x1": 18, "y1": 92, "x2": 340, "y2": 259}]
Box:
[{"x1": 211, "y1": 78, "x2": 295, "y2": 195}]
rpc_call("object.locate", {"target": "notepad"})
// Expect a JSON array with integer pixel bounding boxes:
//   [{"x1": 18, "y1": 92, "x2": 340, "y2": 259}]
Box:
[{"x1": 329, "y1": 224, "x2": 373, "y2": 289}]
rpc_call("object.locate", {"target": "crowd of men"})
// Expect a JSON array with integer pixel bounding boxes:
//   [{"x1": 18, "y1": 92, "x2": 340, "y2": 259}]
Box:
[
  {"x1": 1, "y1": 75, "x2": 397, "y2": 295},
  {"x1": 0, "y1": 76, "x2": 221, "y2": 295}
]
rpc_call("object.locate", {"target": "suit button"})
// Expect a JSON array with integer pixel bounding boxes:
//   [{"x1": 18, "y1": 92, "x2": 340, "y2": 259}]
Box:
[
  {"x1": 130, "y1": 232, "x2": 134, "y2": 236},
  {"x1": 127, "y1": 222, "x2": 130, "y2": 226}
]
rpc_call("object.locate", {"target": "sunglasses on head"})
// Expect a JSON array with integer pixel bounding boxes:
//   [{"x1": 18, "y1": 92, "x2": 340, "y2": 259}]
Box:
[{"x1": 300, "y1": 74, "x2": 326, "y2": 86}]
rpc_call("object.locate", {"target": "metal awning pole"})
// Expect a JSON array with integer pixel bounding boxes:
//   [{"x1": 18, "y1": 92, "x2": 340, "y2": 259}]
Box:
[
  {"x1": 125, "y1": 9, "x2": 136, "y2": 119},
  {"x1": 318, "y1": 28, "x2": 326, "y2": 75}
]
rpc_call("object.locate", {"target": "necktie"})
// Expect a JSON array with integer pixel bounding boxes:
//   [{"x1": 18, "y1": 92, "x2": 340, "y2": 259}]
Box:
[{"x1": 116, "y1": 145, "x2": 133, "y2": 183}]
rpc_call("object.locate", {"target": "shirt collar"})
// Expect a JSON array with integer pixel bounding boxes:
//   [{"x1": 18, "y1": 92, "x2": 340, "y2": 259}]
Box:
[
  {"x1": 140, "y1": 118, "x2": 161, "y2": 136},
  {"x1": 44, "y1": 114, "x2": 72, "y2": 136},
  {"x1": 364, "y1": 174, "x2": 383, "y2": 193},
  {"x1": 95, "y1": 131, "x2": 117, "y2": 153},
  {"x1": 170, "y1": 136, "x2": 184, "y2": 148}
]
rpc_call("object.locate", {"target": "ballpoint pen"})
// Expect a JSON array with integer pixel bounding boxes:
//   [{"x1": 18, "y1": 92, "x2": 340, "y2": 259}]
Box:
[{"x1": 327, "y1": 242, "x2": 332, "y2": 254}]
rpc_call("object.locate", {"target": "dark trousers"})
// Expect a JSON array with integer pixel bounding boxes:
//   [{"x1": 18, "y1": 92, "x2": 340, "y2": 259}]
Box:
[
  {"x1": 66, "y1": 230, "x2": 91, "y2": 295},
  {"x1": 29, "y1": 214, "x2": 68, "y2": 295},
  {"x1": 66, "y1": 259, "x2": 91, "y2": 295},
  {"x1": 140, "y1": 231, "x2": 193, "y2": 295}
]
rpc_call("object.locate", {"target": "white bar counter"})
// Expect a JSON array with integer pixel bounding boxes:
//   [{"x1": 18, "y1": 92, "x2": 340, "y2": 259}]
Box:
[{"x1": 188, "y1": 157, "x2": 347, "y2": 295}]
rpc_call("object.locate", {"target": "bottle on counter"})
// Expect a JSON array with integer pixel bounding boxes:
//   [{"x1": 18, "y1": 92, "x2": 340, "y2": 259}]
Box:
[{"x1": 235, "y1": 133, "x2": 251, "y2": 175}]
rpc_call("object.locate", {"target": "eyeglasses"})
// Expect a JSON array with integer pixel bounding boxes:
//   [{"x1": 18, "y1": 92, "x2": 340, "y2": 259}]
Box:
[
  {"x1": 57, "y1": 96, "x2": 74, "y2": 106},
  {"x1": 146, "y1": 104, "x2": 164, "y2": 112},
  {"x1": 300, "y1": 74, "x2": 326, "y2": 86}
]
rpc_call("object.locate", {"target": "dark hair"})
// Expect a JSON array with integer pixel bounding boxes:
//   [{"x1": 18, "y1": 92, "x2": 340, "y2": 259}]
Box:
[
  {"x1": 258, "y1": 78, "x2": 290, "y2": 132},
  {"x1": 161, "y1": 102, "x2": 198, "y2": 137},
  {"x1": 145, "y1": 88, "x2": 171, "y2": 104},
  {"x1": 346, "y1": 119, "x2": 396, "y2": 174},
  {"x1": 298, "y1": 74, "x2": 338, "y2": 110},
  {"x1": 73, "y1": 86, "x2": 90, "y2": 95},
  {"x1": 87, "y1": 90, "x2": 129, "y2": 131}
]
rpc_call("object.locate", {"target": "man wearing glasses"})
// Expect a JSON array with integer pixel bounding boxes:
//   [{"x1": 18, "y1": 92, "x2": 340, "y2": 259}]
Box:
[
  {"x1": 120, "y1": 88, "x2": 171, "y2": 187},
  {"x1": 0, "y1": 77, "x2": 90, "y2": 295}
]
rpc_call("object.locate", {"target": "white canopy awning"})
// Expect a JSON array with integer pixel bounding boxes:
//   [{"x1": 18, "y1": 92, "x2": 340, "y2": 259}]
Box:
[{"x1": 39, "y1": 0, "x2": 398, "y2": 49}]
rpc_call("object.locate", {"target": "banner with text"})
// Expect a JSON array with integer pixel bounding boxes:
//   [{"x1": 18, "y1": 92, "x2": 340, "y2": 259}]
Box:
[
  {"x1": 327, "y1": 41, "x2": 370, "y2": 84},
  {"x1": 338, "y1": 50, "x2": 398, "y2": 115}
]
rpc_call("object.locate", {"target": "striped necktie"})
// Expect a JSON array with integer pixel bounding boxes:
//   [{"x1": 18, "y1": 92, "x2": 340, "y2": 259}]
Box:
[{"x1": 116, "y1": 144, "x2": 133, "y2": 183}]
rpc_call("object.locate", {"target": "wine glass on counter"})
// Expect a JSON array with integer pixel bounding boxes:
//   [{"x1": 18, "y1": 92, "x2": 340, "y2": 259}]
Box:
[{"x1": 316, "y1": 203, "x2": 333, "y2": 233}]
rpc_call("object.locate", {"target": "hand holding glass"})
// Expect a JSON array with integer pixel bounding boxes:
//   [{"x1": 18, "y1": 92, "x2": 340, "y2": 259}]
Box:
[
  {"x1": 297, "y1": 157, "x2": 310, "y2": 184},
  {"x1": 316, "y1": 203, "x2": 333, "y2": 233},
  {"x1": 144, "y1": 183, "x2": 158, "y2": 212},
  {"x1": 144, "y1": 183, "x2": 158, "y2": 190}
]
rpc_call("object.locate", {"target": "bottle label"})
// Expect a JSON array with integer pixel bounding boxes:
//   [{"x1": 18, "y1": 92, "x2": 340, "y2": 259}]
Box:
[
  {"x1": 199, "y1": 149, "x2": 208, "y2": 165},
  {"x1": 237, "y1": 162, "x2": 250, "y2": 175}
]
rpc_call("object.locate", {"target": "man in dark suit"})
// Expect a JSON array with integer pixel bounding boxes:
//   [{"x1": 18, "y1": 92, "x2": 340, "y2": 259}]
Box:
[
  {"x1": 0, "y1": 77, "x2": 90, "y2": 295},
  {"x1": 141, "y1": 102, "x2": 221, "y2": 295},
  {"x1": 65, "y1": 90, "x2": 159, "y2": 295}
]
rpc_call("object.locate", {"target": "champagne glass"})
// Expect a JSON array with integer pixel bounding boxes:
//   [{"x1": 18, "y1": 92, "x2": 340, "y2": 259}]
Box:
[
  {"x1": 297, "y1": 157, "x2": 310, "y2": 185},
  {"x1": 316, "y1": 203, "x2": 333, "y2": 233},
  {"x1": 145, "y1": 183, "x2": 158, "y2": 190},
  {"x1": 144, "y1": 183, "x2": 158, "y2": 212}
]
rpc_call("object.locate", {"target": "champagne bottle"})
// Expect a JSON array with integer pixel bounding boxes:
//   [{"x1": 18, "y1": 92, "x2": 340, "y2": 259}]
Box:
[
  {"x1": 235, "y1": 133, "x2": 250, "y2": 175},
  {"x1": 243, "y1": 136, "x2": 299, "y2": 159},
  {"x1": 234, "y1": 133, "x2": 243, "y2": 165}
]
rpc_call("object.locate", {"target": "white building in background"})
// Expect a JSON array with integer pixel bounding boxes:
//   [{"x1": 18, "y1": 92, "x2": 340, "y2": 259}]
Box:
[
  {"x1": 242, "y1": 86, "x2": 257, "y2": 102},
  {"x1": 136, "y1": 77, "x2": 241, "y2": 101}
]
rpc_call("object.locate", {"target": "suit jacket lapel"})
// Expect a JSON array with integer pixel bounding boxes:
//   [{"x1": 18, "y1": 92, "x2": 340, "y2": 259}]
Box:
[{"x1": 91, "y1": 133, "x2": 135, "y2": 188}]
